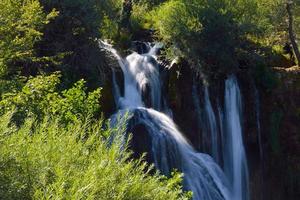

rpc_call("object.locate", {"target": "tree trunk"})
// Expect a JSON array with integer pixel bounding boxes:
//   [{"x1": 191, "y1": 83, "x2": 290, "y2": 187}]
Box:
[{"x1": 287, "y1": 1, "x2": 300, "y2": 66}]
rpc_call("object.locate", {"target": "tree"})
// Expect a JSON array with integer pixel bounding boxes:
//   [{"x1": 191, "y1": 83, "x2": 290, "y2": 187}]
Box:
[
  {"x1": 37, "y1": 0, "x2": 125, "y2": 87},
  {"x1": 287, "y1": 0, "x2": 300, "y2": 65},
  {"x1": 0, "y1": 0, "x2": 57, "y2": 77}
]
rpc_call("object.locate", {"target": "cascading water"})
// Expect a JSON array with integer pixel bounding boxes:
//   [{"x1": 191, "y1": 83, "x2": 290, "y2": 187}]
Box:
[
  {"x1": 102, "y1": 41, "x2": 232, "y2": 200},
  {"x1": 254, "y1": 85, "x2": 265, "y2": 200},
  {"x1": 192, "y1": 76, "x2": 250, "y2": 200},
  {"x1": 223, "y1": 76, "x2": 249, "y2": 200},
  {"x1": 203, "y1": 86, "x2": 220, "y2": 164},
  {"x1": 217, "y1": 104, "x2": 225, "y2": 168},
  {"x1": 191, "y1": 82, "x2": 221, "y2": 161},
  {"x1": 111, "y1": 108, "x2": 231, "y2": 200},
  {"x1": 101, "y1": 41, "x2": 163, "y2": 111},
  {"x1": 254, "y1": 86, "x2": 263, "y2": 161}
]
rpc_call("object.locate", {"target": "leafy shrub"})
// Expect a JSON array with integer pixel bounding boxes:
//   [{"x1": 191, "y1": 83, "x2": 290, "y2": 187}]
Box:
[
  {"x1": 130, "y1": 0, "x2": 167, "y2": 31},
  {"x1": 0, "y1": 73, "x2": 101, "y2": 126},
  {"x1": 0, "y1": 76, "x2": 26, "y2": 98},
  {"x1": 131, "y1": 0, "x2": 293, "y2": 78},
  {"x1": 146, "y1": 0, "x2": 240, "y2": 74},
  {"x1": 38, "y1": 0, "x2": 123, "y2": 87},
  {"x1": 0, "y1": 0, "x2": 57, "y2": 77},
  {"x1": 0, "y1": 113, "x2": 190, "y2": 200}
]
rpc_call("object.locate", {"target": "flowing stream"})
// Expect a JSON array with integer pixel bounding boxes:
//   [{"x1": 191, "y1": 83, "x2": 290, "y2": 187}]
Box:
[
  {"x1": 203, "y1": 86, "x2": 220, "y2": 164},
  {"x1": 101, "y1": 41, "x2": 249, "y2": 200}
]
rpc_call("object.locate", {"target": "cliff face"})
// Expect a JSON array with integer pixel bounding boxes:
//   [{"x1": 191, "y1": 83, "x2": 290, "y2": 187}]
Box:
[
  {"x1": 260, "y1": 67, "x2": 300, "y2": 200},
  {"x1": 165, "y1": 62, "x2": 300, "y2": 200}
]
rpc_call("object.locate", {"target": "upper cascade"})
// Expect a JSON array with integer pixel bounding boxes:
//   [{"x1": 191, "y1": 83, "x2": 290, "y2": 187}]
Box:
[{"x1": 100, "y1": 40, "x2": 163, "y2": 111}]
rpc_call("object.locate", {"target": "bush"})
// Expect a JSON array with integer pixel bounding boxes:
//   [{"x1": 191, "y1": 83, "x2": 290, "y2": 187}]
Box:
[
  {"x1": 38, "y1": 0, "x2": 123, "y2": 87},
  {"x1": 146, "y1": 0, "x2": 240, "y2": 74},
  {"x1": 0, "y1": 113, "x2": 190, "y2": 200},
  {"x1": 131, "y1": 0, "x2": 291, "y2": 78},
  {"x1": 0, "y1": 0, "x2": 57, "y2": 77},
  {"x1": 0, "y1": 73, "x2": 101, "y2": 126}
]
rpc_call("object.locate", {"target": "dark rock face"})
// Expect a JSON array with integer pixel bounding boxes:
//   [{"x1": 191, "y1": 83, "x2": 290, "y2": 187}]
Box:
[
  {"x1": 166, "y1": 61, "x2": 202, "y2": 149},
  {"x1": 123, "y1": 109, "x2": 185, "y2": 176},
  {"x1": 100, "y1": 66, "x2": 124, "y2": 118},
  {"x1": 129, "y1": 123, "x2": 154, "y2": 164},
  {"x1": 258, "y1": 68, "x2": 300, "y2": 200},
  {"x1": 165, "y1": 61, "x2": 300, "y2": 200}
]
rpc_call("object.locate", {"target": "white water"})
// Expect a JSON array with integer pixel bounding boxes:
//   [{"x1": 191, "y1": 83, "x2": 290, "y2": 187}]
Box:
[
  {"x1": 192, "y1": 76, "x2": 250, "y2": 200},
  {"x1": 101, "y1": 41, "x2": 162, "y2": 110},
  {"x1": 103, "y1": 41, "x2": 232, "y2": 200},
  {"x1": 254, "y1": 86, "x2": 263, "y2": 161},
  {"x1": 224, "y1": 76, "x2": 249, "y2": 200},
  {"x1": 111, "y1": 108, "x2": 231, "y2": 200},
  {"x1": 217, "y1": 104, "x2": 225, "y2": 168},
  {"x1": 204, "y1": 86, "x2": 220, "y2": 163}
]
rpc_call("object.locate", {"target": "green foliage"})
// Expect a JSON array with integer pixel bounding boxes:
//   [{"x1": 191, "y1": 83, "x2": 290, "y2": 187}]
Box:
[
  {"x1": 130, "y1": 0, "x2": 167, "y2": 30},
  {"x1": 101, "y1": 15, "x2": 120, "y2": 41},
  {"x1": 295, "y1": 1, "x2": 300, "y2": 37},
  {"x1": 0, "y1": 76, "x2": 26, "y2": 98},
  {"x1": 0, "y1": 73, "x2": 101, "y2": 126},
  {"x1": 38, "y1": 0, "x2": 123, "y2": 86},
  {"x1": 131, "y1": 2, "x2": 152, "y2": 32},
  {"x1": 0, "y1": 0, "x2": 57, "y2": 77},
  {"x1": 47, "y1": 79, "x2": 102, "y2": 125},
  {"x1": 131, "y1": 0, "x2": 298, "y2": 77},
  {"x1": 99, "y1": 0, "x2": 123, "y2": 40},
  {"x1": 146, "y1": 0, "x2": 241, "y2": 74},
  {"x1": 0, "y1": 113, "x2": 190, "y2": 200}
]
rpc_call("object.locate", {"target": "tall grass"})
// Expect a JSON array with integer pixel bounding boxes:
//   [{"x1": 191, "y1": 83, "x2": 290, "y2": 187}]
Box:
[{"x1": 0, "y1": 113, "x2": 189, "y2": 200}]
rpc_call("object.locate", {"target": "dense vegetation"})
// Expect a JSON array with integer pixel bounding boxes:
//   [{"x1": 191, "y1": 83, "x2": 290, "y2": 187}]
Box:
[
  {"x1": 0, "y1": 0, "x2": 299, "y2": 199},
  {"x1": 0, "y1": 113, "x2": 189, "y2": 199},
  {"x1": 0, "y1": 74, "x2": 189, "y2": 199},
  {"x1": 1, "y1": 0, "x2": 299, "y2": 81},
  {"x1": 130, "y1": 0, "x2": 299, "y2": 70}
]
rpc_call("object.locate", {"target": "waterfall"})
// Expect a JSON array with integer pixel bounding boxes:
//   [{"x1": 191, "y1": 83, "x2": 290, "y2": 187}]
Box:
[
  {"x1": 111, "y1": 108, "x2": 231, "y2": 200},
  {"x1": 101, "y1": 41, "x2": 163, "y2": 111},
  {"x1": 254, "y1": 85, "x2": 265, "y2": 200},
  {"x1": 223, "y1": 76, "x2": 249, "y2": 200},
  {"x1": 192, "y1": 76, "x2": 250, "y2": 200},
  {"x1": 254, "y1": 86, "x2": 263, "y2": 161},
  {"x1": 191, "y1": 82, "x2": 220, "y2": 161},
  {"x1": 203, "y1": 86, "x2": 220, "y2": 164},
  {"x1": 217, "y1": 104, "x2": 225, "y2": 168},
  {"x1": 102, "y1": 41, "x2": 232, "y2": 200}
]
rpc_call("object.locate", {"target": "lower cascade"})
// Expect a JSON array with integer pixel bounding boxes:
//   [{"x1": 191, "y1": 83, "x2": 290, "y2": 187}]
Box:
[{"x1": 103, "y1": 41, "x2": 249, "y2": 200}]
